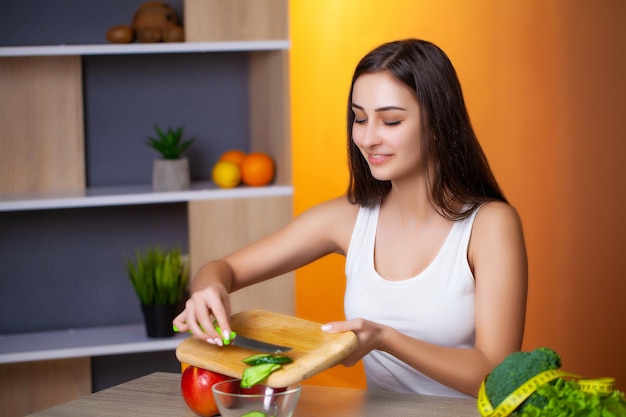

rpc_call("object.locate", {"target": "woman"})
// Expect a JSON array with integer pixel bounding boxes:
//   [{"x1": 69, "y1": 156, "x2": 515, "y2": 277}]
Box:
[{"x1": 173, "y1": 39, "x2": 528, "y2": 398}]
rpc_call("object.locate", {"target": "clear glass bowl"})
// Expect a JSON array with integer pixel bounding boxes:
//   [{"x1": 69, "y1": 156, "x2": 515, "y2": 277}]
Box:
[{"x1": 211, "y1": 379, "x2": 301, "y2": 417}]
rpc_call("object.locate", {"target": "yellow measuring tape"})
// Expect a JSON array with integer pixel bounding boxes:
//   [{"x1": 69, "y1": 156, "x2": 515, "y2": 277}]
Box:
[
  {"x1": 477, "y1": 369, "x2": 615, "y2": 417},
  {"x1": 578, "y1": 377, "x2": 615, "y2": 395}
]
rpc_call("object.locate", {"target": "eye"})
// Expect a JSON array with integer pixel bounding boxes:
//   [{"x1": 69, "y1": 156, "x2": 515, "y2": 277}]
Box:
[
  {"x1": 384, "y1": 120, "x2": 401, "y2": 126},
  {"x1": 352, "y1": 109, "x2": 367, "y2": 125}
]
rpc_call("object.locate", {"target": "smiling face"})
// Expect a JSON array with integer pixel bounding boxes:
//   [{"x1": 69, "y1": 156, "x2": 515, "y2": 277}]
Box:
[{"x1": 351, "y1": 71, "x2": 424, "y2": 184}]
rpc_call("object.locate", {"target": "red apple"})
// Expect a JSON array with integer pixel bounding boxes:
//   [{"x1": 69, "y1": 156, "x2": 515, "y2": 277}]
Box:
[{"x1": 180, "y1": 366, "x2": 230, "y2": 417}]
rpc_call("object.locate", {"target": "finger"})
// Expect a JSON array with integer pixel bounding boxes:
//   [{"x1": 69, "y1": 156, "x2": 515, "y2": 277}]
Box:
[
  {"x1": 182, "y1": 301, "x2": 215, "y2": 343},
  {"x1": 321, "y1": 320, "x2": 353, "y2": 333},
  {"x1": 191, "y1": 299, "x2": 222, "y2": 345},
  {"x1": 172, "y1": 310, "x2": 189, "y2": 332},
  {"x1": 183, "y1": 302, "x2": 204, "y2": 336},
  {"x1": 210, "y1": 297, "x2": 232, "y2": 341}
]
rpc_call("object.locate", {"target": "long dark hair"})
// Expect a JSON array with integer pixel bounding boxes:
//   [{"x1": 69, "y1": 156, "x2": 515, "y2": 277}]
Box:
[{"x1": 346, "y1": 39, "x2": 506, "y2": 220}]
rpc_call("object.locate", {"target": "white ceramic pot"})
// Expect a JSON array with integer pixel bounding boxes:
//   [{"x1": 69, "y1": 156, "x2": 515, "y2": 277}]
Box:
[{"x1": 152, "y1": 157, "x2": 190, "y2": 192}]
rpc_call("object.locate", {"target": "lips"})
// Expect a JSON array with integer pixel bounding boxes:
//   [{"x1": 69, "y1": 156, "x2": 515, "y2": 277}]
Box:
[{"x1": 367, "y1": 153, "x2": 392, "y2": 166}]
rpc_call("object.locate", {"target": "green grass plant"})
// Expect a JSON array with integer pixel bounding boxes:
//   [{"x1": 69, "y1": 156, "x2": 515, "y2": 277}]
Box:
[{"x1": 127, "y1": 245, "x2": 189, "y2": 305}]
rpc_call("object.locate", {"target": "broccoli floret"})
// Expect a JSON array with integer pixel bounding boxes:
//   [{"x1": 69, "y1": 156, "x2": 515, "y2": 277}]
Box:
[{"x1": 485, "y1": 347, "x2": 561, "y2": 413}]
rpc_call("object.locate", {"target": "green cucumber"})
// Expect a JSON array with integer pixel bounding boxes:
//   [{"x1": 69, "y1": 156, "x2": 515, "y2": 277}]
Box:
[
  {"x1": 240, "y1": 363, "x2": 282, "y2": 388},
  {"x1": 242, "y1": 353, "x2": 293, "y2": 366},
  {"x1": 240, "y1": 412, "x2": 269, "y2": 417}
]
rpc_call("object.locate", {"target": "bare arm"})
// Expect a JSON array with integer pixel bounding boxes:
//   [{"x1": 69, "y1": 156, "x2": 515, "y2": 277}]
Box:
[
  {"x1": 173, "y1": 196, "x2": 359, "y2": 343},
  {"x1": 323, "y1": 202, "x2": 528, "y2": 397}
]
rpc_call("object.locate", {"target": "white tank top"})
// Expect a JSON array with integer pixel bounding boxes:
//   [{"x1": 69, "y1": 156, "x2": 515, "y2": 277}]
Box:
[{"x1": 344, "y1": 203, "x2": 478, "y2": 398}]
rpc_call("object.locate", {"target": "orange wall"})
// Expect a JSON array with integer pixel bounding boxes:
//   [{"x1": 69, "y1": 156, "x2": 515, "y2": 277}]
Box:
[{"x1": 290, "y1": 1, "x2": 626, "y2": 389}]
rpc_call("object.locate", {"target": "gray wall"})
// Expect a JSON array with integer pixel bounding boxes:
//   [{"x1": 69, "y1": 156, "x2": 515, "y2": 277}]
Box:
[
  {"x1": 84, "y1": 52, "x2": 250, "y2": 186},
  {"x1": 0, "y1": 0, "x2": 184, "y2": 46}
]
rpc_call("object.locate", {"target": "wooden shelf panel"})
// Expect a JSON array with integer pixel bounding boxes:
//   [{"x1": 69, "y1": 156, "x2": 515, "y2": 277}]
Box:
[
  {"x1": 0, "y1": 40, "x2": 290, "y2": 57},
  {"x1": 184, "y1": 0, "x2": 289, "y2": 42},
  {"x1": 0, "y1": 324, "x2": 189, "y2": 364},
  {"x1": 0, "y1": 55, "x2": 85, "y2": 194},
  {"x1": 0, "y1": 182, "x2": 293, "y2": 212}
]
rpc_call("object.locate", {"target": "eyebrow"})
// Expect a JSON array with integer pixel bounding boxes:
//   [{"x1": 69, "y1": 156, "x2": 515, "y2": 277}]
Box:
[{"x1": 351, "y1": 103, "x2": 407, "y2": 112}]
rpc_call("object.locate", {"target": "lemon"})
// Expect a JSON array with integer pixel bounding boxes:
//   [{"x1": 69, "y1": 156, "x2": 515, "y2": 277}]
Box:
[{"x1": 212, "y1": 161, "x2": 241, "y2": 188}]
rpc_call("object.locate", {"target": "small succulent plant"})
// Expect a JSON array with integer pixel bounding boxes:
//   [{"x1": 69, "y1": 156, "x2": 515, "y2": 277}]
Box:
[{"x1": 146, "y1": 125, "x2": 195, "y2": 159}]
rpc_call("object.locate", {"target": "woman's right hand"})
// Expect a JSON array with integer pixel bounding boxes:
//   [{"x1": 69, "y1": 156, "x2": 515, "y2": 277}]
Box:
[{"x1": 173, "y1": 283, "x2": 233, "y2": 345}]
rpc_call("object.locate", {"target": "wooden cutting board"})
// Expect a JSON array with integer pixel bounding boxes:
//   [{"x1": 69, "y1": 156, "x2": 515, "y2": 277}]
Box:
[{"x1": 175, "y1": 309, "x2": 357, "y2": 387}]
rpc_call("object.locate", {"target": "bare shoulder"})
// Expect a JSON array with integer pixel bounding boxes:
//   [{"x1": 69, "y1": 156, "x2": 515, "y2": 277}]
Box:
[
  {"x1": 470, "y1": 200, "x2": 526, "y2": 265},
  {"x1": 473, "y1": 201, "x2": 523, "y2": 232}
]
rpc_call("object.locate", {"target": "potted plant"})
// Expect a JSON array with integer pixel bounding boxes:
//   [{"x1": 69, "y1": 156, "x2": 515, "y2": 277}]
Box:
[
  {"x1": 146, "y1": 125, "x2": 195, "y2": 192},
  {"x1": 127, "y1": 245, "x2": 189, "y2": 338}
]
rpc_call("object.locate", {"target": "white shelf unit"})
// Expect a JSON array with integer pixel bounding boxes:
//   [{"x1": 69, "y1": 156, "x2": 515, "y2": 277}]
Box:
[
  {"x1": 0, "y1": 183, "x2": 293, "y2": 212},
  {"x1": 1, "y1": 2, "x2": 293, "y2": 414},
  {"x1": 0, "y1": 39, "x2": 294, "y2": 337},
  {"x1": 0, "y1": 324, "x2": 189, "y2": 364},
  {"x1": 0, "y1": 37, "x2": 294, "y2": 340},
  {"x1": 0, "y1": 39, "x2": 292, "y2": 211},
  {"x1": 0, "y1": 40, "x2": 290, "y2": 57},
  {"x1": 0, "y1": 38, "x2": 292, "y2": 212}
]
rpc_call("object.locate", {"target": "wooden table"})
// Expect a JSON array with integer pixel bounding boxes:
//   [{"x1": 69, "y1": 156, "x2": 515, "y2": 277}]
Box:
[{"x1": 27, "y1": 372, "x2": 480, "y2": 417}]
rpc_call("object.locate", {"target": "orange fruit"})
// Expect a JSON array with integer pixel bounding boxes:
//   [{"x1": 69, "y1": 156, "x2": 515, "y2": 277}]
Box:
[
  {"x1": 218, "y1": 149, "x2": 246, "y2": 167},
  {"x1": 212, "y1": 161, "x2": 241, "y2": 188},
  {"x1": 240, "y1": 152, "x2": 275, "y2": 186}
]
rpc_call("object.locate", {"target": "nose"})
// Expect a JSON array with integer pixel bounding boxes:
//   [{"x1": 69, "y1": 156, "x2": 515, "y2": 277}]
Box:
[{"x1": 355, "y1": 123, "x2": 381, "y2": 149}]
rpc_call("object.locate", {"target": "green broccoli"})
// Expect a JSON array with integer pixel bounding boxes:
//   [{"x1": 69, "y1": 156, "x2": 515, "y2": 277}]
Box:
[
  {"x1": 483, "y1": 347, "x2": 626, "y2": 417},
  {"x1": 485, "y1": 347, "x2": 562, "y2": 413}
]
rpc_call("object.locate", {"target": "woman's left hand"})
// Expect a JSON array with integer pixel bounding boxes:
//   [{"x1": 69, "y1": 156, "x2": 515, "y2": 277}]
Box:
[{"x1": 321, "y1": 318, "x2": 388, "y2": 366}]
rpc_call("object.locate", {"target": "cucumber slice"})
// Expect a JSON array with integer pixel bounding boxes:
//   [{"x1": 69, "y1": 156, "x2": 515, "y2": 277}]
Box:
[
  {"x1": 242, "y1": 353, "x2": 293, "y2": 366},
  {"x1": 240, "y1": 412, "x2": 268, "y2": 417},
  {"x1": 241, "y1": 363, "x2": 282, "y2": 388}
]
